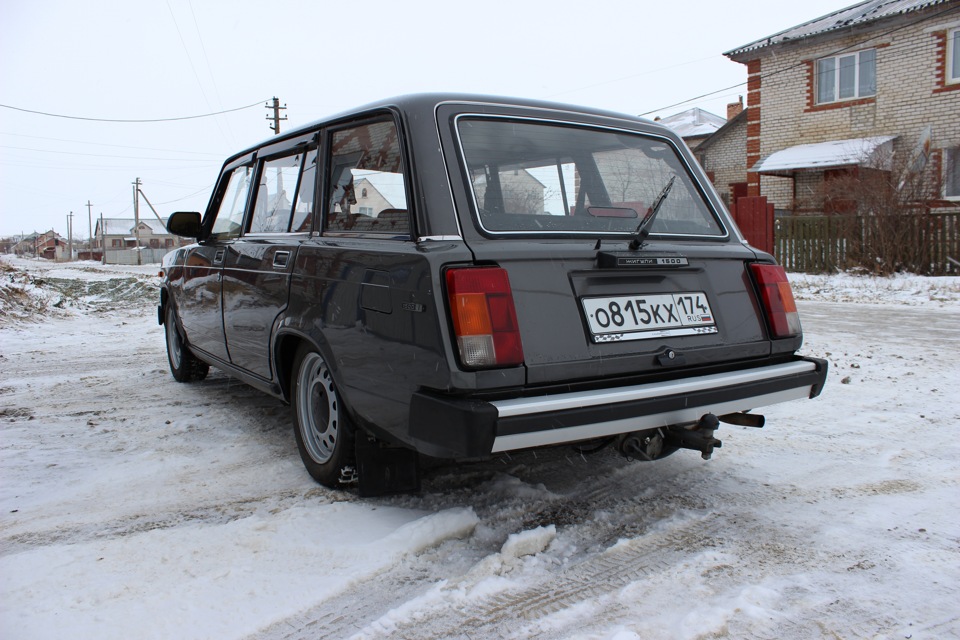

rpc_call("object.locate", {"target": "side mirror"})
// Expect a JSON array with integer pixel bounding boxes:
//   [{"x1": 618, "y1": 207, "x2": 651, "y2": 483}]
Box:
[{"x1": 166, "y1": 211, "x2": 202, "y2": 238}]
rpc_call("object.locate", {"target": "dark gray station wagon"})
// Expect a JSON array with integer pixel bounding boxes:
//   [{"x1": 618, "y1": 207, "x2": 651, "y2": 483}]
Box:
[{"x1": 160, "y1": 93, "x2": 827, "y2": 495}]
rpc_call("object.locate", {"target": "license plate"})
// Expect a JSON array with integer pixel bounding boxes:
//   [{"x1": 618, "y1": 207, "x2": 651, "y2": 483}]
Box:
[{"x1": 581, "y1": 292, "x2": 718, "y2": 343}]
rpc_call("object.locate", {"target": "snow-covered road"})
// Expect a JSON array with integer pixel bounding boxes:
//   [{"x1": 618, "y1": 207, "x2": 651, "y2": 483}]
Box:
[{"x1": 1, "y1": 258, "x2": 958, "y2": 639}]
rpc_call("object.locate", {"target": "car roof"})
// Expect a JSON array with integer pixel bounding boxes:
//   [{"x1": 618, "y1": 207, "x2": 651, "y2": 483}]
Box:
[{"x1": 233, "y1": 93, "x2": 661, "y2": 161}]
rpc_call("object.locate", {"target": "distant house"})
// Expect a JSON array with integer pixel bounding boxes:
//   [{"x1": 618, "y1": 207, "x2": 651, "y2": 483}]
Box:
[
  {"x1": 694, "y1": 100, "x2": 749, "y2": 206},
  {"x1": 353, "y1": 178, "x2": 398, "y2": 216},
  {"x1": 13, "y1": 230, "x2": 66, "y2": 259},
  {"x1": 719, "y1": 0, "x2": 960, "y2": 213},
  {"x1": 94, "y1": 218, "x2": 179, "y2": 251},
  {"x1": 657, "y1": 107, "x2": 728, "y2": 150}
]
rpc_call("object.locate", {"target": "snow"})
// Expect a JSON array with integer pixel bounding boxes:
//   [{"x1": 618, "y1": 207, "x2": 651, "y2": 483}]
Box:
[
  {"x1": 1, "y1": 256, "x2": 959, "y2": 639},
  {"x1": 657, "y1": 108, "x2": 726, "y2": 139},
  {"x1": 753, "y1": 136, "x2": 897, "y2": 176}
]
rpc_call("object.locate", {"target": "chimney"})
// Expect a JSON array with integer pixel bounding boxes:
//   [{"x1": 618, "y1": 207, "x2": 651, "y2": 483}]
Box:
[{"x1": 726, "y1": 96, "x2": 744, "y2": 120}]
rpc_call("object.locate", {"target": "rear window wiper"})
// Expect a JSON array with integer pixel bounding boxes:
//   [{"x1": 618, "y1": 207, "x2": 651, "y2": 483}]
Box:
[{"x1": 629, "y1": 175, "x2": 676, "y2": 250}]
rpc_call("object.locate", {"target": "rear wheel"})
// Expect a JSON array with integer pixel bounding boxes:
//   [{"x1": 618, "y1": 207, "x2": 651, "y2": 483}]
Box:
[
  {"x1": 291, "y1": 344, "x2": 355, "y2": 488},
  {"x1": 165, "y1": 304, "x2": 209, "y2": 382}
]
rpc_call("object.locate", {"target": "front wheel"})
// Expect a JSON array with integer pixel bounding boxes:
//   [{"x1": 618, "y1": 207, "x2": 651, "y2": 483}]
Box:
[
  {"x1": 165, "y1": 304, "x2": 209, "y2": 382},
  {"x1": 291, "y1": 344, "x2": 355, "y2": 488}
]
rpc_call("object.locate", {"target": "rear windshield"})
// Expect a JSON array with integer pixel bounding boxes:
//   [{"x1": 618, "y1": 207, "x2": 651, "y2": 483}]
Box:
[{"x1": 455, "y1": 117, "x2": 724, "y2": 238}]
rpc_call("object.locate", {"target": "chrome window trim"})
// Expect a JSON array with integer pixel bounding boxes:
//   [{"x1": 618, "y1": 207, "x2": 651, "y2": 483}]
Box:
[{"x1": 417, "y1": 235, "x2": 462, "y2": 242}]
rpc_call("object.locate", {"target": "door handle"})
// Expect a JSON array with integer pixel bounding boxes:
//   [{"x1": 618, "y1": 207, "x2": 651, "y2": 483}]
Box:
[
  {"x1": 214, "y1": 250, "x2": 225, "y2": 264},
  {"x1": 273, "y1": 251, "x2": 290, "y2": 268}
]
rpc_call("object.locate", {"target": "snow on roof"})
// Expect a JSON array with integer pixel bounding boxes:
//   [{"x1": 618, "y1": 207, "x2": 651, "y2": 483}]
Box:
[
  {"x1": 753, "y1": 135, "x2": 897, "y2": 176},
  {"x1": 97, "y1": 218, "x2": 168, "y2": 236},
  {"x1": 725, "y1": 0, "x2": 951, "y2": 57},
  {"x1": 658, "y1": 108, "x2": 726, "y2": 139}
]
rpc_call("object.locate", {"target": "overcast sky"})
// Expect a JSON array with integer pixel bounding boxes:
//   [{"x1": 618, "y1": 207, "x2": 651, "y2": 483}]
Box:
[{"x1": 0, "y1": 0, "x2": 850, "y2": 238}]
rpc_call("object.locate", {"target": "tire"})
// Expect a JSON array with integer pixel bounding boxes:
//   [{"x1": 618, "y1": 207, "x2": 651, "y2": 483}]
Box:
[
  {"x1": 164, "y1": 304, "x2": 209, "y2": 382},
  {"x1": 291, "y1": 344, "x2": 355, "y2": 488}
]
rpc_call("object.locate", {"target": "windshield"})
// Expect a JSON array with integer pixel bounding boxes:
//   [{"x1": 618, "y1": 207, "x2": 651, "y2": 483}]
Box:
[{"x1": 456, "y1": 117, "x2": 724, "y2": 237}]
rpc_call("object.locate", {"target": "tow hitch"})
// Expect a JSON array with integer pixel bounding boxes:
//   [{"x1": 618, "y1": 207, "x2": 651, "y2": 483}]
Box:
[
  {"x1": 664, "y1": 413, "x2": 723, "y2": 460},
  {"x1": 618, "y1": 412, "x2": 764, "y2": 462}
]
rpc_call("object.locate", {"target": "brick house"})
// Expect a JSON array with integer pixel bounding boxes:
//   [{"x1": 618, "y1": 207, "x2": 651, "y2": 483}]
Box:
[
  {"x1": 694, "y1": 100, "x2": 749, "y2": 207},
  {"x1": 11, "y1": 230, "x2": 67, "y2": 259},
  {"x1": 714, "y1": 0, "x2": 960, "y2": 214}
]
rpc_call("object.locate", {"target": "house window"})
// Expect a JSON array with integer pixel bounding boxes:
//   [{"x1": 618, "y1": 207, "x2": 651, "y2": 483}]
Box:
[
  {"x1": 816, "y1": 49, "x2": 876, "y2": 104},
  {"x1": 946, "y1": 147, "x2": 960, "y2": 199},
  {"x1": 949, "y1": 28, "x2": 960, "y2": 84}
]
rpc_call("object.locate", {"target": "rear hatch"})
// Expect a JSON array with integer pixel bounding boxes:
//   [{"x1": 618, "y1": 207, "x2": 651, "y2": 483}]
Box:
[{"x1": 445, "y1": 112, "x2": 776, "y2": 387}]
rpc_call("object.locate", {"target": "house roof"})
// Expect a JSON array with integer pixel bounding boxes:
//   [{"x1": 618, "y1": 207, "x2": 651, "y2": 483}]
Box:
[
  {"x1": 725, "y1": 0, "x2": 954, "y2": 57},
  {"x1": 658, "y1": 108, "x2": 726, "y2": 139},
  {"x1": 753, "y1": 135, "x2": 897, "y2": 176}
]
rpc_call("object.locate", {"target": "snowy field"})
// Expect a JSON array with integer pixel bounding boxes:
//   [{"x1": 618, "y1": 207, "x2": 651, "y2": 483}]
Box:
[{"x1": 1, "y1": 256, "x2": 958, "y2": 640}]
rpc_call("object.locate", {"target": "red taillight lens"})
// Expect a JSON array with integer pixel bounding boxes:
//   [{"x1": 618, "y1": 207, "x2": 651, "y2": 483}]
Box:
[
  {"x1": 750, "y1": 263, "x2": 801, "y2": 339},
  {"x1": 446, "y1": 267, "x2": 524, "y2": 368}
]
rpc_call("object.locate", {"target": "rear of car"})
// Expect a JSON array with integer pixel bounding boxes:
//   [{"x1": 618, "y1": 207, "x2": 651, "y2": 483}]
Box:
[
  {"x1": 406, "y1": 99, "x2": 827, "y2": 463},
  {"x1": 158, "y1": 94, "x2": 826, "y2": 495}
]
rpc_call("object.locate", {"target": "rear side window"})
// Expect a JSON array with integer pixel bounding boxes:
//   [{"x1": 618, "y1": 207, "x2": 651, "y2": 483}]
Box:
[
  {"x1": 210, "y1": 165, "x2": 254, "y2": 239},
  {"x1": 248, "y1": 146, "x2": 318, "y2": 234},
  {"x1": 456, "y1": 117, "x2": 724, "y2": 237},
  {"x1": 325, "y1": 119, "x2": 410, "y2": 235}
]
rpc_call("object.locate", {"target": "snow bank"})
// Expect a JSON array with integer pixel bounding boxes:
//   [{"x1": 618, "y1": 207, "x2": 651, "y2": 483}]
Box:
[{"x1": 0, "y1": 505, "x2": 477, "y2": 640}]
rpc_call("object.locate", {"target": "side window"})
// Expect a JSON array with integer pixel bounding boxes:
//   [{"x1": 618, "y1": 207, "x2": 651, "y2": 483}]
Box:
[
  {"x1": 210, "y1": 165, "x2": 253, "y2": 239},
  {"x1": 249, "y1": 147, "x2": 317, "y2": 233},
  {"x1": 291, "y1": 148, "x2": 318, "y2": 232},
  {"x1": 326, "y1": 120, "x2": 410, "y2": 235}
]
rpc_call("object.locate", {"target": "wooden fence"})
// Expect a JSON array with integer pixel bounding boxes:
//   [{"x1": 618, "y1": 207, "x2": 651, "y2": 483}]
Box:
[{"x1": 774, "y1": 212, "x2": 960, "y2": 275}]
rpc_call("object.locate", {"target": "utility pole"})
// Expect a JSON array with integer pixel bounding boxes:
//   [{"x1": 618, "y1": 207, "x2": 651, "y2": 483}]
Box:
[
  {"x1": 67, "y1": 211, "x2": 74, "y2": 262},
  {"x1": 265, "y1": 97, "x2": 287, "y2": 135},
  {"x1": 86, "y1": 200, "x2": 93, "y2": 257},
  {"x1": 132, "y1": 177, "x2": 142, "y2": 265}
]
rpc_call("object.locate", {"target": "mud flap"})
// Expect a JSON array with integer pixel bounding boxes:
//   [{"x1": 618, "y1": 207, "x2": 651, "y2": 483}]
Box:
[{"x1": 355, "y1": 436, "x2": 421, "y2": 497}]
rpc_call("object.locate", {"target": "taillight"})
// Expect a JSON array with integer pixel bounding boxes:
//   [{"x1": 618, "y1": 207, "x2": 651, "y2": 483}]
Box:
[
  {"x1": 445, "y1": 267, "x2": 524, "y2": 368},
  {"x1": 750, "y1": 263, "x2": 801, "y2": 338}
]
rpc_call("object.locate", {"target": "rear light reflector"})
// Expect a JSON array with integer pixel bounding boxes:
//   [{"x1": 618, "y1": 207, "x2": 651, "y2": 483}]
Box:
[
  {"x1": 446, "y1": 267, "x2": 524, "y2": 368},
  {"x1": 750, "y1": 264, "x2": 802, "y2": 339}
]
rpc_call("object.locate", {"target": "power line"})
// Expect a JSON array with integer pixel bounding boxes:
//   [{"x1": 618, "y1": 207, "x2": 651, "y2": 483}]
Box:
[
  {"x1": 0, "y1": 99, "x2": 269, "y2": 123},
  {"x1": 0, "y1": 131, "x2": 224, "y2": 156},
  {"x1": 638, "y1": 2, "x2": 960, "y2": 117},
  {"x1": 0, "y1": 144, "x2": 217, "y2": 162}
]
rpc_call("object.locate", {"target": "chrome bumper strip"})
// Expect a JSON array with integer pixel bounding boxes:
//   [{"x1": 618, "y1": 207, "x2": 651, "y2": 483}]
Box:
[{"x1": 489, "y1": 361, "x2": 819, "y2": 453}]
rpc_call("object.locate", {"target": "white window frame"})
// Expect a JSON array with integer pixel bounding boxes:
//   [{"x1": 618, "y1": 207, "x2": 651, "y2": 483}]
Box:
[
  {"x1": 816, "y1": 48, "x2": 877, "y2": 104},
  {"x1": 945, "y1": 147, "x2": 960, "y2": 200},
  {"x1": 948, "y1": 28, "x2": 960, "y2": 85}
]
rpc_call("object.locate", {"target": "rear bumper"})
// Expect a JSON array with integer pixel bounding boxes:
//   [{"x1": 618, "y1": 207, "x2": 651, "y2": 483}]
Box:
[{"x1": 409, "y1": 357, "x2": 828, "y2": 459}]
